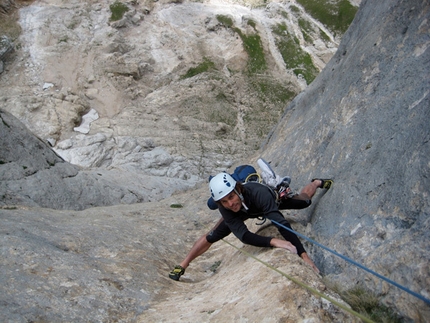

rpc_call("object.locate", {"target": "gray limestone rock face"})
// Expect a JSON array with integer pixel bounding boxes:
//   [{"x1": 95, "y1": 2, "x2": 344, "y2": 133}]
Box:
[
  {"x1": 259, "y1": 0, "x2": 430, "y2": 320},
  {"x1": 0, "y1": 202, "x2": 362, "y2": 323},
  {"x1": 0, "y1": 109, "x2": 196, "y2": 209},
  {"x1": 0, "y1": 35, "x2": 14, "y2": 73},
  {"x1": 0, "y1": 0, "x2": 428, "y2": 321}
]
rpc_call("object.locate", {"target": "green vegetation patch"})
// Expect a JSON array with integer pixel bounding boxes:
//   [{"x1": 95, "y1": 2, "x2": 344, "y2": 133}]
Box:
[
  {"x1": 290, "y1": 5, "x2": 301, "y2": 14},
  {"x1": 181, "y1": 57, "x2": 216, "y2": 79},
  {"x1": 319, "y1": 28, "x2": 331, "y2": 42},
  {"x1": 58, "y1": 36, "x2": 69, "y2": 43},
  {"x1": 246, "y1": 19, "x2": 256, "y2": 29},
  {"x1": 216, "y1": 15, "x2": 267, "y2": 75},
  {"x1": 109, "y1": 1, "x2": 129, "y2": 22},
  {"x1": 209, "y1": 260, "x2": 222, "y2": 272},
  {"x1": 296, "y1": 0, "x2": 358, "y2": 35},
  {"x1": 272, "y1": 23, "x2": 319, "y2": 84},
  {"x1": 298, "y1": 18, "x2": 314, "y2": 43},
  {"x1": 326, "y1": 283, "x2": 403, "y2": 323},
  {"x1": 240, "y1": 32, "x2": 267, "y2": 74},
  {"x1": 251, "y1": 78, "x2": 296, "y2": 104},
  {"x1": 216, "y1": 15, "x2": 234, "y2": 28},
  {"x1": 344, "y1": 286, "x2": 403, "y2": 322}
]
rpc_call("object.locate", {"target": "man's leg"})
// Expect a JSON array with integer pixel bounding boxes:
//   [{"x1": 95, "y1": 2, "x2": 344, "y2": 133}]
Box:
[
  {"x1": 298, "y1": 179, "x2": 322, "y2": 200},
  {"x1": 279, "y1": 179, "x2": 332, "y2": 210}
]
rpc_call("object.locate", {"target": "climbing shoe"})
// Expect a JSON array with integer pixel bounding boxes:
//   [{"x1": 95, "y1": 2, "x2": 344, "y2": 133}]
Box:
[
  {"x1": 312, "y1": 178, "x2": 333, "y2": 189},
  {"x1": 169, "y1": 265, "x2": 185, "y2": 281}
]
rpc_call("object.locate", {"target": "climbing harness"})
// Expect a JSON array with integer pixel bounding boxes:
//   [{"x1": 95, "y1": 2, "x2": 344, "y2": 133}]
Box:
[{"x1": 255, "y1": 216, "x2": 267, "y2": 225}]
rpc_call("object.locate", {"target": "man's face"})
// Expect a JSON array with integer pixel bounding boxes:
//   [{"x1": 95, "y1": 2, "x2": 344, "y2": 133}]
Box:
[{"x1": 219, "y1": 190, "x2": 242, "y2": 212}]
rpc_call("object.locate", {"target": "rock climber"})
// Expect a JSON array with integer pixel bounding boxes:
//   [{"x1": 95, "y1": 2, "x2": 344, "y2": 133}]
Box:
[{"x1": 169, "y1": 172, "x2": 333, "y2": 280}]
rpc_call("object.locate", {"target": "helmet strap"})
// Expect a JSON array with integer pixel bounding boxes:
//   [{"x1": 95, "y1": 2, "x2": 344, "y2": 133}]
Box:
[{"x1": 234, "y1": 188, "x2": 248, "y2": 210}]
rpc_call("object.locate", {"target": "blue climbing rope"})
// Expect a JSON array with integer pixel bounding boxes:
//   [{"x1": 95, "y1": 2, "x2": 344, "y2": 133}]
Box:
[{"x1": 270, "y1": 219, "x2": 430, "y2": 305}]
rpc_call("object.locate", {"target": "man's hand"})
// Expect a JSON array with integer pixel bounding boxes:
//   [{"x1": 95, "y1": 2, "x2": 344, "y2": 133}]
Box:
[
  {"x1": 270, "y1": 238, "x2": 297, "y2": 254},
  {"x1": 300, "y1": 252, "x2": 320, "y2": 274}
]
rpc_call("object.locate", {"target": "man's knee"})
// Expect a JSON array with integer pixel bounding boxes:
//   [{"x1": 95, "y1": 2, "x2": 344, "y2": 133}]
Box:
[
  {"x1": 295, "y1": 192, "x2": 311, "y2": 201},
  {"x1": 300, "y1": 198, "x2": 312, "y2": 208},
  {"x1": 206, "y1": 230, "x2": 219, "y2": 243},
  {"x1": 284, "y1": 193, "x2": 312, "y2": 209},
  {"x1": 206, "y1": 226, "x2": 231, "y2": 243}
]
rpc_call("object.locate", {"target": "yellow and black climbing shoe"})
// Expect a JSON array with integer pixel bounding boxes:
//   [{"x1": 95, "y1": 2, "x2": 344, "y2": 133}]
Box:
[
  {"x1": 169, "y1": 265, "x2": 185, "y2": 281},
  {"x1": 312, "y1": 178, "x2": 333, "y2": 190}
]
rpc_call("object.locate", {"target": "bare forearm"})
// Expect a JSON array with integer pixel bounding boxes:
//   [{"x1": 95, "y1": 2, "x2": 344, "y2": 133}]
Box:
[{"x1": 180, "y1": 234, "x2": 212, "y2": 269}]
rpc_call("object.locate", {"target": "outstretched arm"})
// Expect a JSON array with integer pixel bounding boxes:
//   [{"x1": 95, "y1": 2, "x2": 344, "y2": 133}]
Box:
[
  {"x1": 178, "y1": 217, "x2": 226, "y2": 269},
  {"x1": 179, "y1": 233, "x2": 212, "y2": 269}
]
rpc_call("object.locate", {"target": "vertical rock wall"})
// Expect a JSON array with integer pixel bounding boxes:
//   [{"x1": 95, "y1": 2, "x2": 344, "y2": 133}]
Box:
[{"x1": 259, "y1": 0, "x2": 430, "y2": 320}]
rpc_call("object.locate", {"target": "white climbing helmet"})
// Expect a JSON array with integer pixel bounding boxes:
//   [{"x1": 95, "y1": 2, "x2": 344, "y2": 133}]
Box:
[{"x1": 210, "y1": 173, "x2": 237, "y2": 201}]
